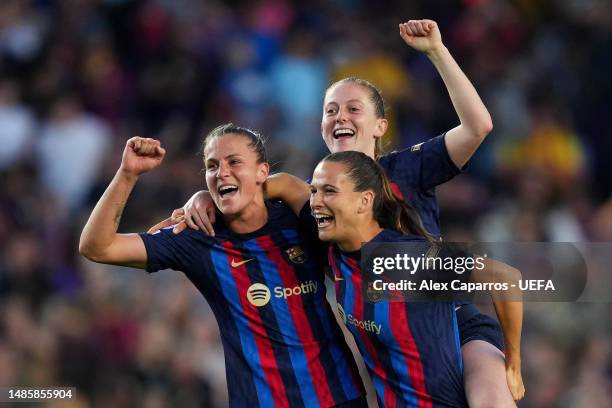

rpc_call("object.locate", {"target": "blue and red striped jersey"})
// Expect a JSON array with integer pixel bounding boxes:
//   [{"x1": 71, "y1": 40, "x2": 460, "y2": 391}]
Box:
[
  {"x1": 378, "y1": 133, "x2": 461, "y2": 238},
  {"x1": 327, "y1": 229, "x2": 467, "y2": 408},
  {"x1": 140, "y1": 201, "x2": 364, "y2": 407}
]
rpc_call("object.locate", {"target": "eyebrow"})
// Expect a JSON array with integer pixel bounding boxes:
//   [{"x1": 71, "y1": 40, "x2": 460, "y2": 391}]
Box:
[
  {"x1": 310, "y1": 183, "x2": 339, "y2": 190},
  {"x1": 205, "y1": 153, "x2": 244, "y2": 162},
  {"x1": 325, "y1": 99, "x2": 365, "y2": 106}
]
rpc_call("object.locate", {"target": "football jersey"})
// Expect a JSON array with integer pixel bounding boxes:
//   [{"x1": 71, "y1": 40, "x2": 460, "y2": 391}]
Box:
[
  {"x1": 327, "y1": 229, "x2": 467, "y2": 408},
  {"x1": 140, "y1": 201, "x2": 364, "y2": 408}
]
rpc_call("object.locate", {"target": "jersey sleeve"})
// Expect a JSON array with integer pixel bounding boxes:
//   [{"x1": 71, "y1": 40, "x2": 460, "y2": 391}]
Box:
[
  {"x1": 379, "y1": 133, "x2": 462, "y2": 191},
  {"x1": 138, "y1": 228, "x2": 202, "y2": 273}
]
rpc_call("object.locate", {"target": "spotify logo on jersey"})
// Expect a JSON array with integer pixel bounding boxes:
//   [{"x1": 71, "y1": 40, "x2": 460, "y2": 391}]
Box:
[{"x1": 247, "y1": 283, "x2": 271, "y2": 307}]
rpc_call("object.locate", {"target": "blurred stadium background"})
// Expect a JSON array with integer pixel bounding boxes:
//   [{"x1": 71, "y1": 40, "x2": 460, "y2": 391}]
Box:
[{"x1": 1, "y1": 0, "x2": 611, "y2": 407}]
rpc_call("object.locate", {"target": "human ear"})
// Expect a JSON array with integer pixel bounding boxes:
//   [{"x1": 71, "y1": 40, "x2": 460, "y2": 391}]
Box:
[
  {"x1": 256, "y1": 162, "x2": 269, "y2": 184},
  {"x1": 373, "y1": 118, "x2": 388, "y2": 138},
  {"x1": 357, "y1": 191, "x2": 375, "y2": 214}
]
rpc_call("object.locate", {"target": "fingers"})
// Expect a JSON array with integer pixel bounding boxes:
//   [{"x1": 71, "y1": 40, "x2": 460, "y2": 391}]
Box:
[
  {"x1": 400, "y1": 20, "x2": 435, "y2": 37},
  {"x1": 398, "y1": 23, "x2": 413, "y2": 42},
  {"x1": 182, "y1": 208, "x2": 200, "y2": 231},
  {"x1": 169, "y1": 208, "x2": 193, "y2": 234},
  {"x1": 172, "y1": 221, "x2": 188, "y2": 234},
  {"x1": 189, "y1": 201, "x2": 217, "y2": 236},
  {"x1": 206, "y1": 205, "x2": 217, "y2": 227},
  {"x1": 197, "y1": 206, "x2": 216, "y2": 237},
  {"x1": 514, "y1": 383, "x2": 525, "y2": 401},
  {"x1": 147, "y1": 216, "x2": 175, "y2": 234},
  {"x1": 171, "y1": 208, "x2": 185, "y2": 219},
  {"x1": 190, "y1": 209, "x2": 209, "y2": 235},
  {"x1": 128, "y1": 137, "x2": 164, "y2": 157}
]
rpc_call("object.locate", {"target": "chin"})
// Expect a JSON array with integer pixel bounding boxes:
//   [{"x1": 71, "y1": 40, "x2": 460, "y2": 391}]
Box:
[
  {"x1": 218, "y1": 203, "x2": 240, "y2": 216},
  {"x1": 317, "y1": 230, "x2": 336, "y2": 243}
]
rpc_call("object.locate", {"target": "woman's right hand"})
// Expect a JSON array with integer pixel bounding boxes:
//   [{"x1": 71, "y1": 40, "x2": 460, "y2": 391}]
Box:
[{"x1": 147, "y1": 190, "x2": 216, "y2": 235}]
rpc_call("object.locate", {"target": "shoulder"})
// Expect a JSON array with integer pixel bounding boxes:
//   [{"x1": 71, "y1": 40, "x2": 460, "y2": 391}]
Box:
[
  {"x1": 143, "y1": 226, "x2": 217, "y2": 247},
  {"x1": 380, "y1": 133, "x2": 448, "y2": 162},
  {"x1": 266, "y1": 200, "x2": 301, "y2": 225}
]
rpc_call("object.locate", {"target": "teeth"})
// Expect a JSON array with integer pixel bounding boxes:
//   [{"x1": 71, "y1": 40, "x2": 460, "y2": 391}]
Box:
[
  {"x1": 313, "y1": 213, "x2": 334, "y2": 226},
  {"x1": 333, "y1": 129, "x2": 355, "y2": 137},
  {"x1": 219, "y1": 185, "x2": 238, "y2": 195}
]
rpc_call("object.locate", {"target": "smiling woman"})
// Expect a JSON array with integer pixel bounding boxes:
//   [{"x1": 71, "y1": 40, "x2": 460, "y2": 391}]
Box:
[
  {"x1": 307, "y1": 151, "x2": 523, "y2": 407},
  {"x1": 309, "y1": 152, "x2": 431, "y2": 252},
  {"x1": 202, "y1": 124, "x2": 269, "y2": 232},
  {"x1": 79, "y1": 124, "x2": 369, "y2": 408}
]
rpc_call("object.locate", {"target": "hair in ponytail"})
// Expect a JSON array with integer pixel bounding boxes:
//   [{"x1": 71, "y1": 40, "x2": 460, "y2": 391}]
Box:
[{"x1": 322, "y1": 151, "x2": 433, "y2": 241}]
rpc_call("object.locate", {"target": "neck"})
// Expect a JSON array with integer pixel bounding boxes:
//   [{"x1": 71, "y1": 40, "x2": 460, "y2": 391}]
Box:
[
  {"x1": 223, "y1": 198, "x2": 268, "y2": 234},
  {"x1": 365, "y1": 145, "x2": 376, "y2": 160},
  {"x1": 337, "y1": 219, "x2": 383, "y2": 252}
]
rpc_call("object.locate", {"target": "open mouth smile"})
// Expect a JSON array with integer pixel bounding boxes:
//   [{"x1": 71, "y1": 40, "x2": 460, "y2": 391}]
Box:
[
  {"x1": 218, "y1": 184, "x2": 239, "y2": 199},
  {"x1": 333, "y1": 128, "x2": 355, "y2": 140},
  {"x1": 313, "y1": 212, "x2": 334, "y2": 228}
]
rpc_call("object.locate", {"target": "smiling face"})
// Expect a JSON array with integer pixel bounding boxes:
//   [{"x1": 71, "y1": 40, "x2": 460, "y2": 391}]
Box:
[
  {"x1": 204, "y1": 133, "x2": 269, "y2": 218},
  {"x1": 310, "y1": 160, "x2": 371, "y2": 247},
  {"x1": 321, "y1": 82, "x2": 388, "y2": 159}
]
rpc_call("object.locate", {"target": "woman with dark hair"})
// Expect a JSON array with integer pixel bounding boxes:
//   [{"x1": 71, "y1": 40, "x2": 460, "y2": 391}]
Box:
[
  {"x1": 272, "y1": 151, "x2": 523, "y2": 407},
  {"x1": 79, "y1": 124, "x2": 368, "y2": 408}
]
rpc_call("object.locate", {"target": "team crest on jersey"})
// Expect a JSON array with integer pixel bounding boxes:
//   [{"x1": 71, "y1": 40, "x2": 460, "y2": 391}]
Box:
[
  {"x1": 411, "y1": 142, "x2": 423, "y2": 152},
  {"x1": 285, "y1": 246, "x2": 306, "y2": 264},
  {"x1": 366, "y1": 282, "x2": 384, "y2": 303}
]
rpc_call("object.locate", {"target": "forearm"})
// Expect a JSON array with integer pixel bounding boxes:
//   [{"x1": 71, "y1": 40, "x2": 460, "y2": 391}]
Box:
[
  {"x1": 79, "y1": 169, "x2": 138, "y2": 260},
  {"x1": 265, "y1": 172, "x2": 310, "y2": 215},
  {"x1": 493, "y1": 299, "x2": 523, "y2": 368},
  {"x1": 474, "y1": 258, "x2": 523, "y2": 367},
  {"x1": 426, "y1": 46, "x2": 492, "y2": 136}
]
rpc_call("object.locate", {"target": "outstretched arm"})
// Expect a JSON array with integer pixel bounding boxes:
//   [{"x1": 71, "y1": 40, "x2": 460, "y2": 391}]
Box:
[
  {"x1": 399, "y1": 20, "x2": 493, "y2": 168},
  {"x1": 79, "y1": 137, "x2": 166, "y2": 268},
  {"x1": 471, "y1": 258, "x2": 525, "y2": 401}
]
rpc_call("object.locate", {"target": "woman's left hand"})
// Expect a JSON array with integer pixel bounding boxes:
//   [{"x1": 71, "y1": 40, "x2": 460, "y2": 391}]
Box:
[
  {"x1": 399, "y1": 19, "x2": 443, "y2": 55},
  {"x1": 506, "y1": 363, "x2": 525, "y2": 401}
]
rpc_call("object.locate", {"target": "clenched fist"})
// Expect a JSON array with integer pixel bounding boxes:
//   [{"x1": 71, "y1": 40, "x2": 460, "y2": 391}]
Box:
[
  {"x1": 399, "y1": 19, "x2": 443, "y2": 55},
  {"x1": 120, "y1": 137, "x2": 166, "y2": 177}
]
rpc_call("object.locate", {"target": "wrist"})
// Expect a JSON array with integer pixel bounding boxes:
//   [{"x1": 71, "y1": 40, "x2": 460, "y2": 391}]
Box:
[
  {"x1": 117, "y1": 168, "x2": 141, "y2": 183},
  {"x1": 505, "y1": 355, "x2": 521, "y2": 370},
  {"x1": 425, "y1": 43, "x2": 449, "y2": 61}
]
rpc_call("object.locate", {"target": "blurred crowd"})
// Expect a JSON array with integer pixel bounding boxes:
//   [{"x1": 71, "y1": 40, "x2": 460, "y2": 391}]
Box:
[{"x1": 1, "y1": 0, "x2": 611, "y2": 407}]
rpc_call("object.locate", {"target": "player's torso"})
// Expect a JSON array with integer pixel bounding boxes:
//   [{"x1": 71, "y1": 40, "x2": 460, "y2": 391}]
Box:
[
  {"x1": 329, "y1": 247, "x2": 466, "y2": 408},
  {"x1": 200, "y1": 219, "x2": 330, "y2": 346},
  {"x1": 193, "y1": 205, "x2": 364, "y2": 407}
]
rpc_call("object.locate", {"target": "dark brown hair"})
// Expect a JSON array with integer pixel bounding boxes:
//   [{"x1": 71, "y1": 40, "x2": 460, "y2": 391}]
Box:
[{"x1": 202, "y1": 123, "x2": 267, "y2": 163}]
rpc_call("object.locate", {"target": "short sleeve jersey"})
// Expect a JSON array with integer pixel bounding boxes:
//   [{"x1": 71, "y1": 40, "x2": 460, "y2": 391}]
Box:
[
  {"x1": 140, "y1": 201, "x2": 364, "y2": 408},
  {"x1": 378, "y1": 134, "x2": 461, "y2": 237}
]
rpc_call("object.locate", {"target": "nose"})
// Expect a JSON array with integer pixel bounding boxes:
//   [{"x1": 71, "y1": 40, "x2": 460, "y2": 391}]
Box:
[
  {"x1": 216, "y1": 161, "x2": 230, "y2": 179},
  {"x1": 335, "y1": 107, "x2": 348, "y2": 123},
  {"x1": 310, "y1": 189, "x2": 323, "y2": 210}
]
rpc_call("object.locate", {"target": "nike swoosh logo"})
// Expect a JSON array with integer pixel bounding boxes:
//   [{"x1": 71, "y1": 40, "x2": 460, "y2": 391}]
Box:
[
  {"x1": 231, "y1": 258, "x2": 254, "y2": 268},
  {"x1": 334, "y1": 276, "x2": 344, "y2": 281}
]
